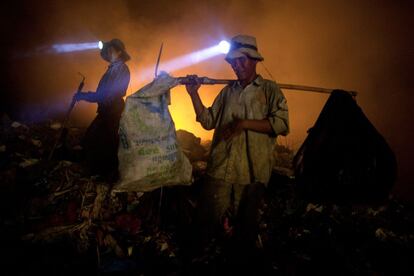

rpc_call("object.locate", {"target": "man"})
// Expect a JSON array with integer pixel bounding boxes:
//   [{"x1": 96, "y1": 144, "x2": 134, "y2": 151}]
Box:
[
  {"x1": 75, "y1": 39, "x2": 130, "y2": 181},
  {"x1": 185, "y1": 35, "x2": 289, "y2": 252}
]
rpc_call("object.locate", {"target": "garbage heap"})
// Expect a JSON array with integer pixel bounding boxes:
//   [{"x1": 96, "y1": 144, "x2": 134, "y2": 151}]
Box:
[{"x1": 0, "y1": 115, "x2": 412, "y2": 275}]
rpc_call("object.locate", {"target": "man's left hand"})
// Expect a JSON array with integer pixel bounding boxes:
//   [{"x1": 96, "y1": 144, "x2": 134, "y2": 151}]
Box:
[{"x1": 222, "y1": 119, "x2": 245, "y2": 141}]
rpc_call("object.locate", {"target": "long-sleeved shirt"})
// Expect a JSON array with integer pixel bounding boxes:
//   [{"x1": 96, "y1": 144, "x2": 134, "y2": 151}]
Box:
[
  {"x1": 84, "y1": 60, "x2": 130, "y2": 114},
  {"x1": 197, "y1": 75, "x2": 289, "y2": 185}
]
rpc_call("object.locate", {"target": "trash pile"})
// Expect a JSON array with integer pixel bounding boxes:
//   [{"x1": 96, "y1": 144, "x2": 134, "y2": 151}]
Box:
[
  {"x1": 0, "y1": 115, "x2": 413, "y2": 275},
  {"x1": 0, "y1": 115, "x2": 192, "y2": 274},
  {"x1": 261, "y1": 173, "x2": 414, "y2": 275}
]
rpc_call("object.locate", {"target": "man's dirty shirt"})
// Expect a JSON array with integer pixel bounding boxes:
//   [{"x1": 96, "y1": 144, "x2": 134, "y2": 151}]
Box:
[{"x1": 196, "y1": 75, "x2": 289, "y2": 185}]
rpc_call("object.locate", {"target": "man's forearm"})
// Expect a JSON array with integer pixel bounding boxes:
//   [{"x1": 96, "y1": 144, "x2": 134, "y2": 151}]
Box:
[
  {"x1": 242, "y1": 119, "x2": 274, "y2": 134},
  {"x1": 189, "y1": 92, "x2": 205, "y2": 117}
]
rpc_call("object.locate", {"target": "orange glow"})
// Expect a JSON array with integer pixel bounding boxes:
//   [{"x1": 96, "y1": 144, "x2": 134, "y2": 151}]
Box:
[
  {"x1": 21, "y1": 2, "x2": 402, "y2": 155},
  {"x1": 67, "y1": 41, "x2": 332, "y2": 152},
  {"x1": 168, "y1": 85, "x2": 221, "y2": 141},
  {"x1": 125, "y1": 72, "x2": 226, "y2": 141},
  {"x1": 11, "y1": 0, "x2": 413, "y2": 199},
  {"x1": 120, "y1": 54, "x2": 329, "y2": 146}
]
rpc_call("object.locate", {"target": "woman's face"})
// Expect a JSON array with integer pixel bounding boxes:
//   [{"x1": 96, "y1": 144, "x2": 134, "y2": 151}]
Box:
[{"x1": 108, "y1": 46, "x2": 122, "y2": 62}]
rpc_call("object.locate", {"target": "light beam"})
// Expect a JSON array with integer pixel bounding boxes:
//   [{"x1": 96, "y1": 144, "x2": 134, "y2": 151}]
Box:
[
  {"x1": 51, "y1": 41, "x2": 102, "y2": 53},
  {"x1": 137, "y1": 40, "x2": 230, "y2": 83},
  {"x1": 217, "y1": 40, "x2": 230, "y2": 54}
]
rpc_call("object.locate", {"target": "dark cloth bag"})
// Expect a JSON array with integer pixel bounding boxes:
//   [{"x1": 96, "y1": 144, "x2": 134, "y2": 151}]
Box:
[{"x1": 293, "y1": 90, "x2": 397, "y2": 203}]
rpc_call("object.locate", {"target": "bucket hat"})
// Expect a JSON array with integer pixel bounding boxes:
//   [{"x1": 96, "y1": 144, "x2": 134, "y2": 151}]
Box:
[
  {"x1": 225, "y1": 35, "x2": 264, "y2": 63},
  {"x1": 100, "y1": 38, "x2": 131, "y2": 62}
]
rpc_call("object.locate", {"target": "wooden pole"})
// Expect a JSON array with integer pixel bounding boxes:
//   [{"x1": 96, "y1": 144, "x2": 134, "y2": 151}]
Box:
[
  {"x1": 177, "y1": 76, "x2": 358, "y2": 96},
  {"x1": 278, "y1": 83, "x2": 358, "y2": 97}
]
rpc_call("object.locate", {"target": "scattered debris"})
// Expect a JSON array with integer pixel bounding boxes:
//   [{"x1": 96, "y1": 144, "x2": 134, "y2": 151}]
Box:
[
  {"x1": 19, "y1": 158, "x2": 39, "y2": 168},
  {"x1": 50, "y1": 122, "x2": 62, "y2": 130},
  {"x1": 306, "y1": 203, "x2": 324, "y2": 213},
  {"x1": 11, "y1": 121, "x2": 22, "y2": 128},
  {"x1": 375, "y1": 227, "x2": 396, "y2": 240},
  {"x1": 31, "y1": 139, "x2": 42, "y2": 147},
  {"x1": 0, "y1": 119, "x2": 412, "y2": 275}
]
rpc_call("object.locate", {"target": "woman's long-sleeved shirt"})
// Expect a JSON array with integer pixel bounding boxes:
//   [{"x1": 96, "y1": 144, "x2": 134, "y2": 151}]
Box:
[{"x1": 83, "y1": 60, "x2": 130, "y2": 114}]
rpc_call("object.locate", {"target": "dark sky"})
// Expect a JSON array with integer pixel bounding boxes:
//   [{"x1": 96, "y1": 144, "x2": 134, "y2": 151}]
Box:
[{"x1": 1, "y1": 0, "x2": 413, "y2": 200}]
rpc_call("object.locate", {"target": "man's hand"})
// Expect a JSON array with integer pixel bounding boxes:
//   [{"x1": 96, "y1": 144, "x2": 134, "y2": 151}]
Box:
[
  {"x1": 222, "y1": 119, "x2": 275, "y2": 141},
  {"x1": 185, "y1": 75, "x2": 201, "y2": 96},
  {"x1": 185, "y1": 75, "x2": 205, "y2": 119},
  {"x1": 222, "y1": 118, "x2": 245, "y2": 141}
]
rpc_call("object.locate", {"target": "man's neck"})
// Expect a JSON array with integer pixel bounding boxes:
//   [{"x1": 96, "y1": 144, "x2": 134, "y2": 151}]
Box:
[{"x1": 239, "y1": 73, "x2": 258, "y2": 88}]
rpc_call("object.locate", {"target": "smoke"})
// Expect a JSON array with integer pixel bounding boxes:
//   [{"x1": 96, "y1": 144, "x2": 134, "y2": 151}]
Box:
[{"x1": 2, "y1": 0, "x2": 414, "y2": 199}]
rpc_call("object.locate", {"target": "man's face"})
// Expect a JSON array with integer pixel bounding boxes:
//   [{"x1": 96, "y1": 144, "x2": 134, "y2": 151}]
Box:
[
  {"x1": 229, "y1": 55, "x2": 258, "y2": 81},
  {"x1": 108, "y1": 46, "x2": 122, "y2": 62}
]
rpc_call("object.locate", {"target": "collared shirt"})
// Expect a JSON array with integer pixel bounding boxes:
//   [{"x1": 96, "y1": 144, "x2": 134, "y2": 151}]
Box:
[
  {"x1": 95, "y1": 60, "x2": 130, "y2": 113},
  {"x1": 197, "y1": 75, "x2": 289, "y2": 185}
]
